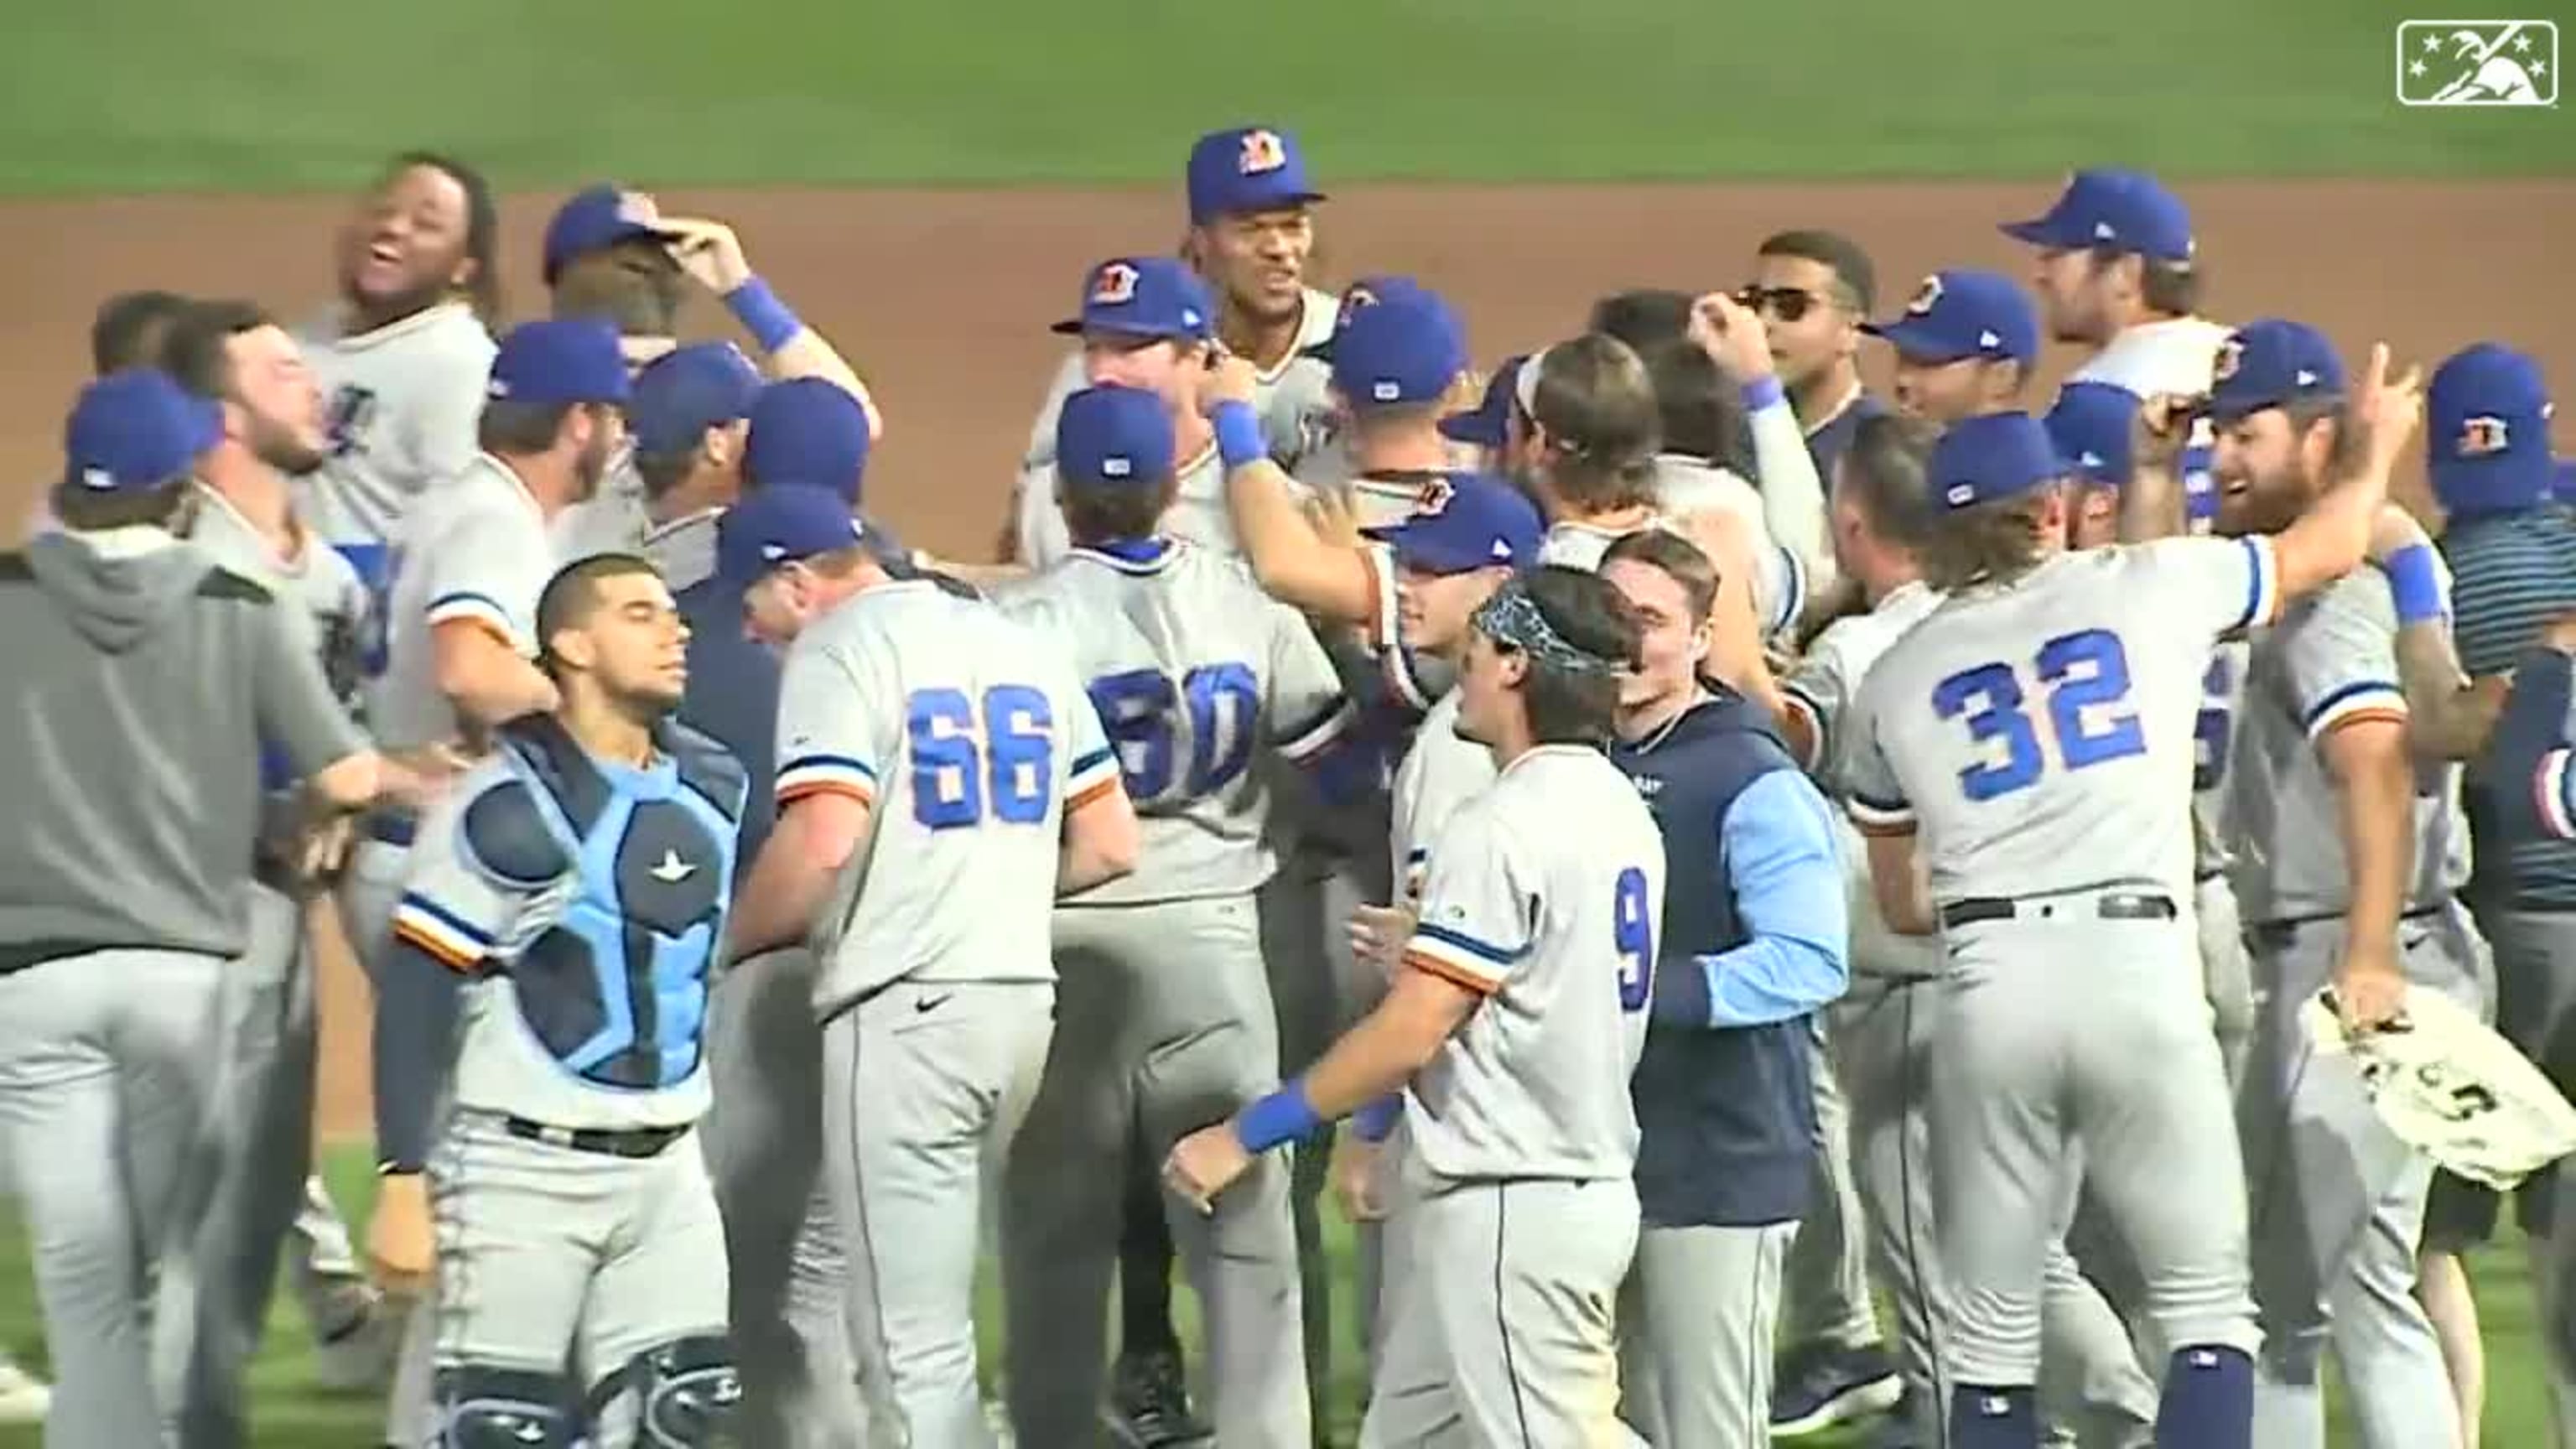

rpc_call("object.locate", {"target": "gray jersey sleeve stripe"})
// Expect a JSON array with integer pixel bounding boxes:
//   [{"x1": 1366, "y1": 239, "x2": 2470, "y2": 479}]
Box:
[
  {"x1": 1413, "y1": 917, "x2": 1530, "y2": 966},
  {"x1": 2302, "y1": 679, "x2": 2406, "y2": 739},
  {"x1": 2232, "y1": 535, "x2": 2282, "y2": 634},
  {"x1": 776, "y1": 752, "x2": 878, "y2": 803},
  {"x1": 1275, "y1": 697, "x2": 1355, "y2": 760}
]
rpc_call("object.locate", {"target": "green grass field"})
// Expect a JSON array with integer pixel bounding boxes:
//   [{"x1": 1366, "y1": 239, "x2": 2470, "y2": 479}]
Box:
[
  {"x1": 0, "y1": 0, "x2": 2566, "y2": 194},
  {"x1": 0, "y1": 1143, "x2": 2562, "y2": 1445}
]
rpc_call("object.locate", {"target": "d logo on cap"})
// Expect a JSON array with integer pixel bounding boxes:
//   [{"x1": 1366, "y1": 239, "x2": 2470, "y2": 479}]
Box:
[
  {"x1": 1091, "y1": 262, "x2": 1139, "y2": 305},
  {"x1": 1411, "y1": 476, "x2": 1456, "y2": 515},
  {"x1": 2458, "y1": 416, "x2": 2511, "y2": 457},
  {"x1": 2213, "y1": 337, "x2": 2245, "y2": 384},
  {"x1": 1905, "y1": 274, "x2": 1944, "y2": 316},
  {"x1": 1238, "y1": 129, "x2": 1287, "y2": 175},
  {"x1": 615, "y1": 190, "x2": 663, "y2": 227}
]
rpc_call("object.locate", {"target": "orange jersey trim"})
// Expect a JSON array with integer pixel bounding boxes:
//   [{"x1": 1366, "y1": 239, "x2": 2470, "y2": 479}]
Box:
[{"x1": 1402, "y1": 948, "x2": 1501, "y2": 997}]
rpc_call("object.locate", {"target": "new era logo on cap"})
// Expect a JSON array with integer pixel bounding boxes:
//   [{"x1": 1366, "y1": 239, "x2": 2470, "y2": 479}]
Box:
[
  {"x1": 1239, "y1": 129, "x2": 1287, "y2": 174},
  {"x1": 80, "y1": 467, "x2": 114, "y2": 491},
  {"x1": 761, "y1": 543, "x2": 787, "y2": 561},
  {"x1": 1092, "y1": 262, "x2": 1139, "y2": 305}
]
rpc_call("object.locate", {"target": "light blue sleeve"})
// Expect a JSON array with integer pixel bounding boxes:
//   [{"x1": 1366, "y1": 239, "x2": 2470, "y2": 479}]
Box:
[{"x1": 1696, "y1": 769, "x2": 1851, "y2": 1027}]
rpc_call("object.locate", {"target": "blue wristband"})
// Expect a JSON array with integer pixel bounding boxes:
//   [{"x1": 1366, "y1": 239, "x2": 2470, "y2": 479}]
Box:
[
  {"x1": 1234, "y1": 1079, "x2": 1323, "y2": 1153},
  {"x1": 1353, "y1": 1094, "x2": 1402, "y2": 1143},
  {"x1": 1213, "y1": 400, "x2": 1267, "y2": 472},
  {"x1": 1740, "y1": 375, "x2": 1787, "y2": 413},
  {"x1": 2383, "y1": 543, "x2": 2445, "y2": 626},
  {"x1": 724, "y1": 276, "x2": 802, "y2": 354}
]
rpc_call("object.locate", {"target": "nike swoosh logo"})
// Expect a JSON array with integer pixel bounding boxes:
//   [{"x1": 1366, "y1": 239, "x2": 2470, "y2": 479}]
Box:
[{"x1": 914, "y1": 993, "x2": 953, "y2": 1015}]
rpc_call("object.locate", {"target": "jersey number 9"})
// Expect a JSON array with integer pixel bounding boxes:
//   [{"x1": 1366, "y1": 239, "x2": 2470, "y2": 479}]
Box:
[
  {"x1": 1087, "y1": 662, "x2": 1259, "y2": 806},
  {"x1": 906, "y1": 685, "x2": 1056, "y2": 829},
  {"x1": 1613, "y1": 865, "x2": 1654, "y2": 1013},
  {"x1": 1931, "y1": 629, "x2": 2147, "y2": 802}
]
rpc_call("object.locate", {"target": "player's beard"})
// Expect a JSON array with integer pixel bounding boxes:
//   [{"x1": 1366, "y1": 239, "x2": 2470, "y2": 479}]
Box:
[
  {"x1": 574, "y1": 430, "x2": 620, "y2": 502},
  {"x1": 245, "y1": 409, "x2": 328, "y2": 478}
]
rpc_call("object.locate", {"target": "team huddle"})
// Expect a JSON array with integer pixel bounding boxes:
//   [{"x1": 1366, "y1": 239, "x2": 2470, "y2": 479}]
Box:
[{"x1": 3, "y1": 123, "x2": 2575, "y2": 1449}]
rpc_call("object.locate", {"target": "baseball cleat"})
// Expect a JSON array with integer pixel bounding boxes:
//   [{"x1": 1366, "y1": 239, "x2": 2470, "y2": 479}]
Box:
[
  {"x1": 0, "y1": 1354, "x2": 52, "y2": 1425},
  {"x1": 1770, "y1": 1342, "x2": 1904, "y2": 1439},
  {"x1": 1104, "y1": 1348, "x2": 1214, "y2": 1447}
]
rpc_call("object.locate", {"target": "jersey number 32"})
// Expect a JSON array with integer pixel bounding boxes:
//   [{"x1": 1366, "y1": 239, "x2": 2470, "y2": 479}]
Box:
[{"x1": 1930, "y1": 629, "x2": 2145, "y2": 802}]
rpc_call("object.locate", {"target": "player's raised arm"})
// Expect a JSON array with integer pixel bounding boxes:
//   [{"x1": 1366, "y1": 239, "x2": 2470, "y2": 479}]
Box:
[
  {"x1": 2252, "y1": 338, "x2": 2425, "y2": 605},
  {"x1": 1689, "y1": 290, "x2": 1834, "y2": 596},
  {"x1": 2365, "y1": 504, "x2": 2507, "y2": 760},
  {"x1": 655, "y1": 215, "x2": 883, "y2": 442},
  {"x1": 1209, "y1": 353, "x2": 1384, "y2": 625},
  {"x1": 2484, "y1": 618, "x2": 2576, "y2": 841}
]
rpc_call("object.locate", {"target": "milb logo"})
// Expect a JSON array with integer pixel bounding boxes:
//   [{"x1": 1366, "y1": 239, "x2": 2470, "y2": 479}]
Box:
[{"x1": 2396, "y1": 19, "x2": 2558, "y2": 106}]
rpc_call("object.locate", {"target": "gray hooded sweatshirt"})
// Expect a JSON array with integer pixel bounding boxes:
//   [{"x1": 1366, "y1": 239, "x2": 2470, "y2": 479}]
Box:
[{"x1": 0, "y1": 530, "x2": 366, "y2": 969}]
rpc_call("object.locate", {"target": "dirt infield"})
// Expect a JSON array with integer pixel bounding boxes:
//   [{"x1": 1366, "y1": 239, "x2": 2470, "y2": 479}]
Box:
[{"x1": 7, "y1": 178, "x2": 2571, "y2": 1140}]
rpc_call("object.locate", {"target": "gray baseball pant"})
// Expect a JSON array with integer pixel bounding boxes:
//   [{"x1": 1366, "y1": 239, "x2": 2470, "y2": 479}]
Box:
[
  {"x1": 1832, "y1": 976, "x2": 2158, "y2": 1447},
  {"x1": 823, "y1": 979, "x2": 1053, "y2": 1449},
  {"x1": 1004, "y1": 895, "x2": 1311, "y2": 1448},
  {"x1": 2198, "y1": 872, "x2": 2257, "y2": 1088},
  {"x1": 2241, "y1": 904, "x2": 2487, "y2": 1449},
  {"x1": 703, "y1": 946, "x2": 863, "y2": 1449},
  {"x1": 0, "y1": 946, "x2": 228, "y2": 1449},
  {"x1": 1930, "y1": 906, "x2": 2261, "y2": 1390},
  {"x1": 2471, "y1": 903, "x2": 2576, "y2": 1443},
  {"x1": 1779, "y1": 1024, "x2": 1883, "y2": 1359},
  {"x1": 1616, "y1": 1219, "x2": 1796, "y2": 1446}
]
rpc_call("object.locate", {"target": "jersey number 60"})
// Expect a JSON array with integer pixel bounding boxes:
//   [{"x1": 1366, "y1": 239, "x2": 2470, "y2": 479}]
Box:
[
  {"x1": 1931, "y1": 629, "x2": 2146, "y2": 802},
  {"x1": 1087, "y1": 662, "x2": 1259, "y2": 806},
  {"x1": 906, "y1": 685, "x2": 1056, "y2": 829}
]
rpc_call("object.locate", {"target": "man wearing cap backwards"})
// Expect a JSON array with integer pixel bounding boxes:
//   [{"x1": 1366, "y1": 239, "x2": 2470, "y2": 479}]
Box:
[
  {"x1": 351, "y1": 316, "x2": 634, "y2": 1448},
  {"x1": 1841, "y1": 331, "x2": 2422, "y2": 1447},
  {"x1": 0, "y1": 370, "x2": 448, "y2": 1449},
  {"x1": 1165, "y1": 564, "x2": 1665, "y2": 1449},
  {"x1": 986, "y1": 383, "x2": 1358, "y2": 1449},
  {"x1": 391, "y1": 548, "x2": 747, "y2": 1449},
  {"x1": 2183, "y1": 322, "x2": 2485, "y2": 1449},
  {"x1": 1006, "y1": 126, "x2": 1340, "y2": 561},
  {"x1": 2384, "y1": 342, "x2": 2576, "y2": 1446},
  {"x1": 543, "y1": 184, "x2": 883, "y2": 562},
  {"x1": 719, "y1": 480, "x2": 1139, "y2": 1448}
]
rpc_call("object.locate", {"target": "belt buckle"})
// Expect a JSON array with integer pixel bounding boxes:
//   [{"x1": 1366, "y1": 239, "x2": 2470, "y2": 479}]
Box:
[{"x1": 538, "y1": 1124, "x2": 575, "y2": 1149}]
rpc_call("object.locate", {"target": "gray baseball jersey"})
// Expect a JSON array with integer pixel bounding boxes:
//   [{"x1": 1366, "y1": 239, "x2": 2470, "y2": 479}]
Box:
[
  {"x1": 773, "y1": 580, "x2": 1118, "y2": 1015},
  {"x1": 641, "y1": 507, "x2": 723, "y2": 595},
  {"x1": 369, "y1": 454, "x2": 555, "y2": 751},
  {"x1": 1846, "y1": 537, "x2": 2281, "y2": 903},
  {"x1": 1397, "y1": 744, "x2": 1667, "y2": 1184},
  {"x1": 547, "y1": 454, "x2": 650, "y2": 563},
  {"x1": 298, "y1": 301, "x2": 495, "y2": 548},
  {"x1": 186, "y1": 487, "x2": 370, "y2": 713},
  {"x1": 2224, "y1": 569, "x2": 2475, "y2": 924},
  {"x1": 1389, "y1": 689, "x2": 1493, "y2": 905},
  {"x1": 990, "y1": 539, "x2": 1353, "y2": 903}
]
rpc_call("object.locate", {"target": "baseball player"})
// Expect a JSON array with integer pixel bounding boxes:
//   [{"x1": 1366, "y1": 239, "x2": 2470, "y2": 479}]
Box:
[
  {"x1": 392, "y1": 553, "x2": 745, "y2": 1447},
  {"x1": 2200, "y1": 321, "x2": 2484, "y2": 1449},
  {"x1": 2002, "y1": 169, "x2": 2229, "y2": 399},
  {"x1": 719, "y1": 482, "x2": 1140, "y2": 1448},
  {"x1": 1165, "y1": 564, "x2": 1666, "y2": 1448},
  {"x1": 1867, "y1": 268, "x2": 2038, "y2": 426},
  {"x1": 0, "y1": 368, "x2": 442, "y2": 1449},
  {"x1": 299, "y1": 150, "x2": 501, "y2": 554},
  {"x1": 1744, "y1": 228, "x2": 1887, "y2": 488},
  {"x1": 1010, "y1": 125, "x2": 1338, "y2": 569},
  {"x1": 146, "y1": 299, "x2": 382, "y2": 1449},
  {"x1": 1739, "y1": 411, "x2": 2163, "y2": 1446},
  {"x1": 1280, "y1": 273, "x2": 1486, "y2": 526},
  {"x1": 1597, "y1": 527, "x2": 1851, "y2": 1447},
  {"x1": 989, "y1": 383, "x2": 1361, "y2": 1447},
  {"x1": 357, "y1": 319, "x2": 631, "y2": 1448},
  {"x1": 1842, "y1": 360, "x2": 2418, "y2": 1446},
  {"x1": 21, "y1": 290, "x2": 205, "y2": 540}
]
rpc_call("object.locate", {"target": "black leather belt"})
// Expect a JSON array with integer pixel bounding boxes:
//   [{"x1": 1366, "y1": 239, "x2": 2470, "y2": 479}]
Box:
[
  {"x1": 2247, "y1": 902, "x2": 2447, "y2": 950},
  {"x1": 501, "y1": 1115, "x2": 688, "y2": 1159},
  {"x1": 1939, "y1": 891, "x2": 2179, "y2": 932}
]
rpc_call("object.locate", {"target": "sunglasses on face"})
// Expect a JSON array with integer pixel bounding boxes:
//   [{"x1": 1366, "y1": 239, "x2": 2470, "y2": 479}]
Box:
[{"x1": 1736, "y1": 285, "x2": 1833, "y2": 324}]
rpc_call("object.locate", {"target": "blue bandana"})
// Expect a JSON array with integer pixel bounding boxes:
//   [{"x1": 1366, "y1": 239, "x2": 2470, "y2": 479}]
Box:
[{"x1": 1471, "y1": 575, "x2": 1624, "y2": 677}]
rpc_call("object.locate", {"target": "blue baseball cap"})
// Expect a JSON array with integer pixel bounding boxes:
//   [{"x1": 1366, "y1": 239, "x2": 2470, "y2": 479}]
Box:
[
  {"x1": 2428, "y1": 343, "x2": 2556, "y2": 517},
  {"x1": 1332, "y1": 293, "x2": 1468, "y2": 411},
  {"x1": 1928, "y1": 411, "x2": 2067, "y2": 512},
  {"x1": 2043, "y1": 382, "x2": 2141, "y2": 488},
  {"x1": 1052, "y1": 257, "x2": 1214, "y2": 343},
  {"x1": 1998, "y1": 169, "x2": 2195, "y2": 264},
  {"x1": 542, "y1": 184, "x2": 680, "y2": 285},
  {"x1": 1440, "y1": 355, "x2": 1531, "y2": 447},
  {"x1": 1056, "y1": 385, "x2": 1175, "y2": 489},
  {"x1": 1365, "y1": 472, "x2": 1543, "y2": 574},
  {"x1": 1865, "y1": 270, "x2": 2038, "y2": 366},
  {"x1": 1186, "y1": 126, "x2": 1326, "y2": 225},
  {"x1": 745, "y1": 379, "x2": 871, "y2": 501},
  {"x1": 631, "y1": 342, "x2": 762, "y2": 457},
  {"x1": 486, "y1": 319, "x2": 632, "y2": 407},
  {"x1": 714, "y1": 483, "x2": 868, "y2": 588},
  {"x1": 61, "y1": 368, "x2": 221, "y2": 494},
  {"x1": 2208, "y1": 319, "x2": 2345, "y2": 423}
]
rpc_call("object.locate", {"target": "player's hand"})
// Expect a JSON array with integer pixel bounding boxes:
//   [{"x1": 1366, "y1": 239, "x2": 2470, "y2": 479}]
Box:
[
  {"x1": 1348, "y1": 902, "x2": 1417, "y2": 979},
  {"x1": 661, "y1": 217, "x2": 755, "y2": 296},
  {"x1": 1306, "y1": 483, "x2": 1363, "y2": 552},
  {"x1": 2132, "y1": 393, "x2": 2203, "y2": 472},
  {"x1": 1163, "y1": 1124, "x2": 1255, "y2": 1216},
  {"x1": 1332, "y1": 1132, "x2": 1390, "y2": 1223},
  {"x1": 1689, "y1": 292, "x2": 1774, "y2": 383},
  {"x1": 2366, "y1": 501, "x2": 2433, "y2": 564},
  {"x1": 2350, "y1": 343, "x2": 2428, "y2": 470},
  {"x1": 367, "y1": 1171, "x2": 436, "y2": 1298},
  {"x1": 2328, "y1": 946, "x2": 2409, "y2": 1040},
  {"x1": 1201, "y1": 351, "x2": 1259, "y2": 413},
  {"x1": 298, "y1": 815, "x2": 358, "y2": 882},
  {"x1": 2542, "y1": 610, "x2": 2576, "y2": 655}
]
